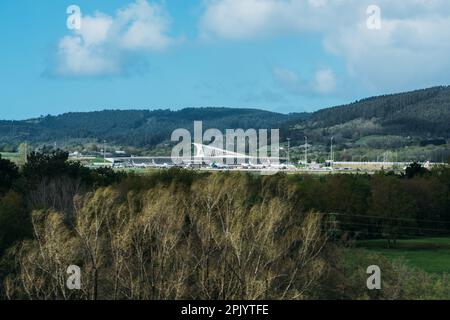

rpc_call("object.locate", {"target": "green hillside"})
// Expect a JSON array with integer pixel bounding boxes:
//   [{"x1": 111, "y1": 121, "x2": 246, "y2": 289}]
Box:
[
  {"x1": 289, "y1": 86, "x2": 450, "y2": 143},
  {"x1": 0, "y1": 87, "x2": 449, "y2": 160},
  {"x1": 0, "y1": 108, "x2": 304, "y2": 149},
  {"x1": 286, "y1": 86, "x2": 450, "y2": 162}
]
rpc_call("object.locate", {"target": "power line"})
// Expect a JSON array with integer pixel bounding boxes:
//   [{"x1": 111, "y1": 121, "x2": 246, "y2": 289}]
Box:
[
  {"x1": 331, "y1": 228, "x2": 447, "y2": 239},
  {"x1": 322, "y1": 212, "x2": 450, "y2": 225},
  {"x1": 331, "y1": 221, "x2": 450, "y2": 234}
]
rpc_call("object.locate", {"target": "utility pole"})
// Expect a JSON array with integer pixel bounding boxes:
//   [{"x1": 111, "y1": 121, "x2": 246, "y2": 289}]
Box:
[
  {"x1": 330, "y1": 136, "x2": 334, "y2": 166},
  {"x1": 304, "y1": 136, "x2": 308, "y2": 166},
  {"x1": 287, "y1": 138, "x2": 291, "y2": 165}
]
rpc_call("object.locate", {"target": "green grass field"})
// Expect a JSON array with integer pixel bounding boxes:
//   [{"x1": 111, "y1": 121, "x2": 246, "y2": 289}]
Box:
[
  {"x1": 0, "y1": 152, "x2": 19, "y2": 158},
  {"x1": 357, "y1": 238, "x2": 450, "y2": 274},
  {"x1": 89, "y1": 157, "x2": 111, "y2": 164},
  {"x1": 0, "y1": 152, "x2": 20, "y2": 163}
]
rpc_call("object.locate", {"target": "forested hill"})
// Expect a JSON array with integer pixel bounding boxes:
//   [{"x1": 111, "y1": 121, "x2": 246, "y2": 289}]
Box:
[
  {"x1": 0, "y1": 108, "x2": 306, "y2": 148},
  {"x1": 285, "y1": 86, "x2": 450, "y2": 148},
  {"x1": 309, "y1": 86, "x2": 450, "y2": 137},
  {"x1": 0, "y1": 86, "x2": 449, "y2": 150}
]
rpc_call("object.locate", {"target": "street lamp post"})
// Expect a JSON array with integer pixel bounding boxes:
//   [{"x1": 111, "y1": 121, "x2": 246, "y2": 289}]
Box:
[
  {"x1": 304, "y1": 136, "x2": 308, "y2": 166},
  {"x1": 330, "y1": 136, "x2": 334, "y2": 166},
  {"x1": 287, "y1": 138, "x2": 291, "y2": 165}
]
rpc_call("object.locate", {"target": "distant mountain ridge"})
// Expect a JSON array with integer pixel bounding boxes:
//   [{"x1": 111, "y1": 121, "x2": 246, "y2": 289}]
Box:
[
  {"x1": 0, "y1": 108, "x2": 306, "y2": 148},
  {"x1": 286, "y1": 86, "x2": 450, "y2": 147},
  {"x1": 309, "y1": 86, "x2": 450, "y2": 136},
  {"x1": 0, "y1": 86, "x2": 449, "y2": 150}
]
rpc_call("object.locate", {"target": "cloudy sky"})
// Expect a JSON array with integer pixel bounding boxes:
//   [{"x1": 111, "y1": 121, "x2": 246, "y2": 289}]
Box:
[{"x1": 1, "y1": 0, "x2": 450, "y2": 119}]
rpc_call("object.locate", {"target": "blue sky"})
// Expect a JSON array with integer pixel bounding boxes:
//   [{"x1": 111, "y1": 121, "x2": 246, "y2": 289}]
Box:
[{"x1": 1, "y1": 0, "x2": 450, "y2": 120}]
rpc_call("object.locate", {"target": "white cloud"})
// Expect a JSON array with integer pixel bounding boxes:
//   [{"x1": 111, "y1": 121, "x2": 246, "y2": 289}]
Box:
[
  {"x1": 57, "y1": 35, "x2": 120, "y2": 76},
  {"x1": 52, "y1": 0, "x2": 176, "y2": 77},
  {"x1": 313, "y1": 68, "x2": 336, "y2": 94},
  {"x1": 199, "y1": 0, "x2": 354, "y2": 40},
  {"x1": 273, "y1": 67, "x2": 302, "y2": 91},
  {"x1": 78, "y1": 14, "x2": 113, "y2": 46},
  {"x1": 200, "y1": 0, "x2": 450, "y2": 92},
  {"x1": 116, "y1": 1, "x2": 174, "y2": 50},
  {"x1": 324, "y1": 16, "x2": 450, "y2": 92},
  {"x1": 200, "y1": 0, "x2": 282, "y2": 40},
  {"x1": 273, "y1": 66, "x2": 337, "y2": 96}
]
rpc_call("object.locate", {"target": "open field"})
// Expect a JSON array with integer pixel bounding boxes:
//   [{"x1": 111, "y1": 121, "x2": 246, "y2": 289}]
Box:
[
  {"x1": 357, "y1": 238, "x2": 450, "y2": 274},
  {"x1": 0, "y1": 152, "x2": 19, "y2": 158},
  {"x1": 0, "y1": 152, "x2": 20, "y2": 163}
]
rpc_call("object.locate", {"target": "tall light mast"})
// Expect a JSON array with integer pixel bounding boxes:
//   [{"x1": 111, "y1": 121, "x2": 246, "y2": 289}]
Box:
[
  {"x1": 287, "y1": 138, "x2": 291, "y2": 165},
  {"x1": 330, "y1": 136, "x2": 334, "y2": 167},
  {"x1": 304, "y1": 136, "x2": 308, "y2": 166}
]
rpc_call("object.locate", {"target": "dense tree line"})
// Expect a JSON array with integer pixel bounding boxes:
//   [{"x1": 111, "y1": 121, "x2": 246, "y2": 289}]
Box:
[
  {"x1": 309, "y1": 86, "x2": 450, "y2": 136},
  {"x1": 289, "y1": 164, "x2": 450, "y2": 245},
  {"x1": 0, "y1": 108, "x2": 295, "y2": 149},
  {"x1": 288, "y1": 86, "x2": 450, "y2": 151},
  {"x1": 0, "y1": 152, "x2": 449, "y2": 299},
  {"x1": 2, "y1": 86, "x2": 449, "y2": 152},
  {"x1": 0, "y1": 151, "x2": 124, "y2": 254}
]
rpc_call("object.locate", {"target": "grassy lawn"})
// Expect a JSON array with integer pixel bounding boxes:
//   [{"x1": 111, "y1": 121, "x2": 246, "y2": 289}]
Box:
[
  {"x1": 357, "y1": 238, "x2": 450, "y2": 274},
  {"x1": 87, "y1": 157, "x2": 111, "y2": 164},
  {"x1": 0, "y1": 152, "x2": 21, "y2": 164},
  {"x1": 0, "y1": 152, "x2": 19, "y2": 158}
]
